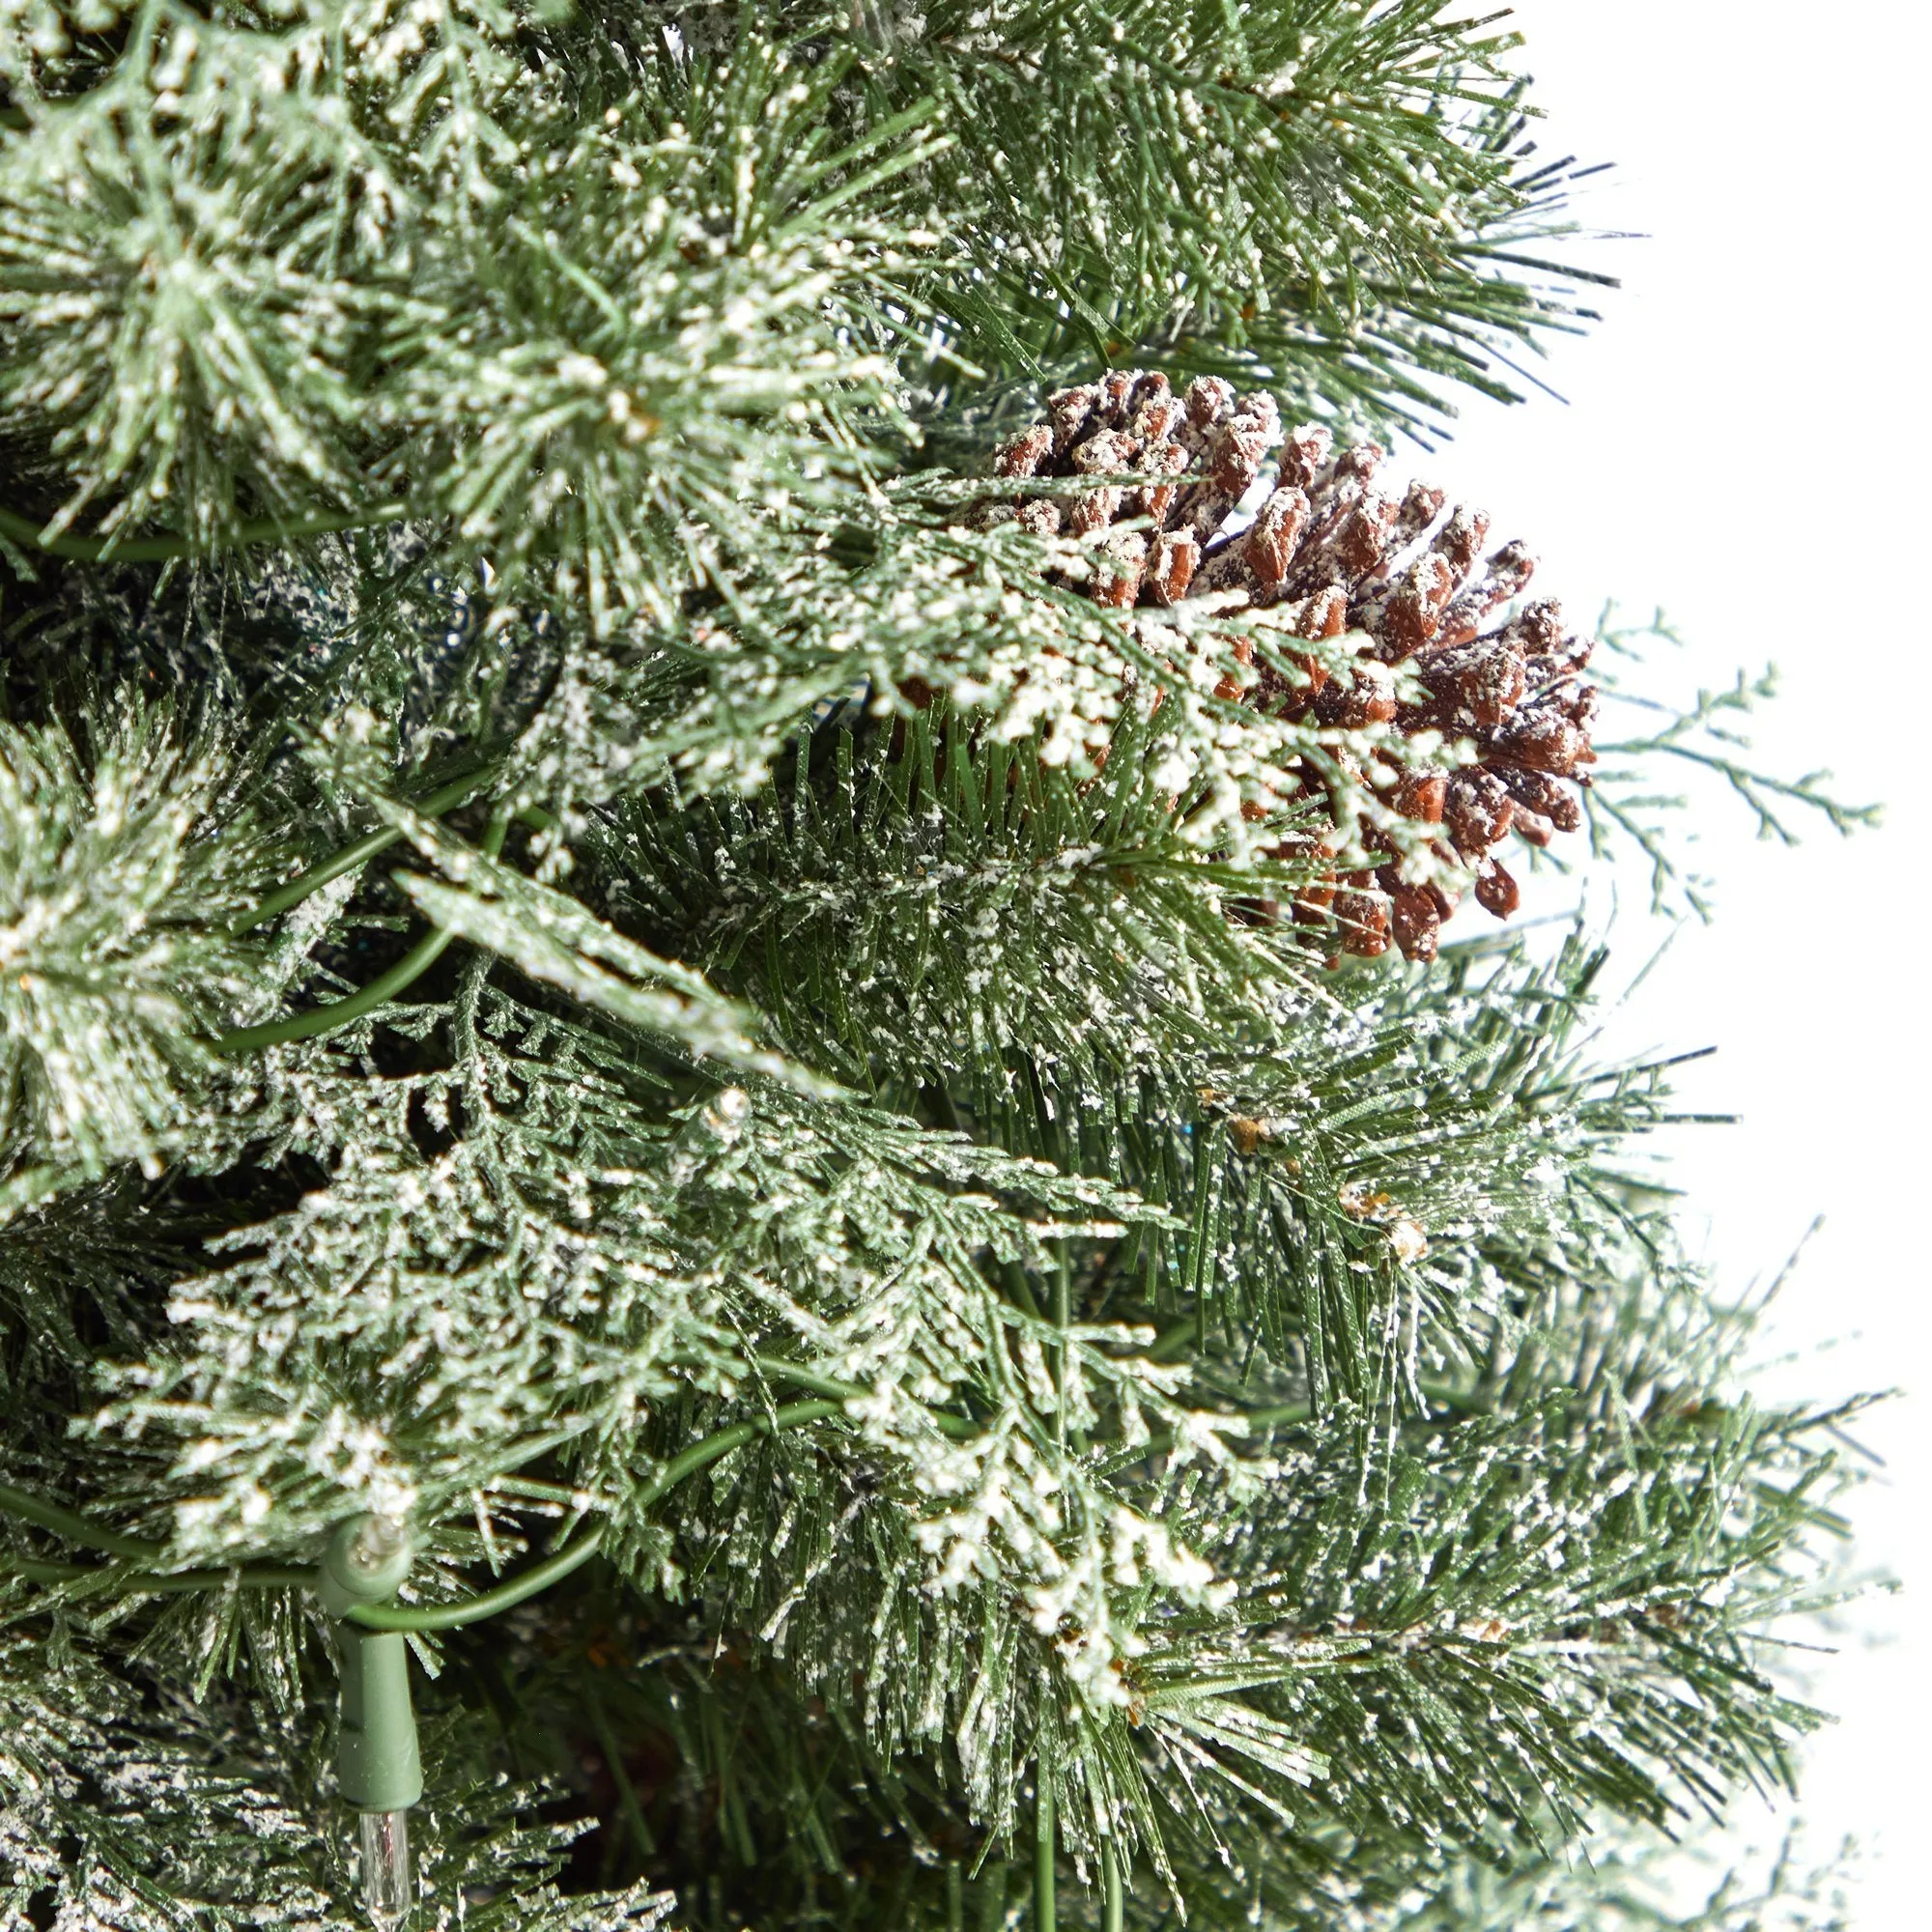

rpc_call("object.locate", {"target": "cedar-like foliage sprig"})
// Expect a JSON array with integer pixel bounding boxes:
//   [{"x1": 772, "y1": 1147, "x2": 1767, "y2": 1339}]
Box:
[{"x1": 1581, "y1": 606, "x2": 1879, "y2": 918}]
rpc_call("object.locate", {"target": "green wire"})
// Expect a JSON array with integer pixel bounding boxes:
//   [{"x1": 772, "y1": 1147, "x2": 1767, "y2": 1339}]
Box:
[
  {"x1": 346, "y1": 1528, "x2": 609, "y2": 1632},
  {"x1": 345, "y1": 1398, "x2": 846, "y2": 1631},
  {"x1": 1034, "y1": 1770, "x2": 1056, "y2": 1932},
  {"x1": 0, "y1": 1363, "x2": 978, "y2": 1626},
  {"x1": 231, "y1": 767, "x2": 498, "y2": 938},
  {"x1": 0, "y1": 1399, "x2": 849, "y2": 1618},
  {"x1": 217, "y1": 805, "x2": 510, "y2": 1053},
  {"x1": 219, "y1": 925, "x2": 461, "y2": 1053},
  {"x1": 218, "y1": 925, "x2": 463, "y2": 1053},
  {"x1": 0, "y1": 1555, "x2": 314, "y2": 1592},
  {"x1": 0, "y1": 1479, "x2": 161, "y2": 1560},
  {"x1": 0, "y1": 499, "x2": 409, "y2": 565},
  {"x1": 0, "y1": 1372, "x2": 1299, "y2": 1628},
  {"x1": 0, "y1": 1481, "x2": 304, "y2": 1590},
  {"x1": 749, "y1": 1353, "x2": 980, "y2": 1438}
]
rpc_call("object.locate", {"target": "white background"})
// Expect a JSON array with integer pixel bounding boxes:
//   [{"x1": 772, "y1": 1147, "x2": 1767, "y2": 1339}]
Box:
[{"x1": 1416, "y1": 3, "x2": 1930, "y2": 1921}]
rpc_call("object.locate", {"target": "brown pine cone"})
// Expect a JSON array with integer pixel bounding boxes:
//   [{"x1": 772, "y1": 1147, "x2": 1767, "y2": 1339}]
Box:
[{"x1": 985, "y1": 370, "x2": 1597, "y2": 962}]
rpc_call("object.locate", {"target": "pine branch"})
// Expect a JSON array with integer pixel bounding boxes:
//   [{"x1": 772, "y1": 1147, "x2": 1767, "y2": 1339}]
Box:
[
  {"x1": 2, "y1": 13, "x2": 932, "y2": 621},
  {"x1": 747, "y1": 0, "x2": 1609, "y2": 427},
  {"x1": 0, "y1": 689, "x2": 278, "y2": 1180}
]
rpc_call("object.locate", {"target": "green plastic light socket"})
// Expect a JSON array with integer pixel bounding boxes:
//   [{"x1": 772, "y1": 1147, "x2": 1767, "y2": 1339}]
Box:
[
  {"x1": 320, "y1": 1516, "x2": 423, "y2": 1814},
  {"x1": 336, "y1": 1626, "x2": 424, "y2": 1813}
]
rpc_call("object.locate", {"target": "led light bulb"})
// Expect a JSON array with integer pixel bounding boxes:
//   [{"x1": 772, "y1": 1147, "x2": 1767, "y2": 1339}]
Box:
[
  {"x1": 349, "y1": 1514, "x2": 409, "y2": 1578},
  {"x1": 358, "y1": 1807, "x2": 412, "y2": 1930}
]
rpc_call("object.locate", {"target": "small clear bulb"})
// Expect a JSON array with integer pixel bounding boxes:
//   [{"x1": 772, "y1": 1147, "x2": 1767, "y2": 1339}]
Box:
[
  {"x1": 349, "y1": 1515, "x2": 410, "y2": 1578},
  {"x1": 358, "y1": 1808, "x2": 412, "y2": 1930}
]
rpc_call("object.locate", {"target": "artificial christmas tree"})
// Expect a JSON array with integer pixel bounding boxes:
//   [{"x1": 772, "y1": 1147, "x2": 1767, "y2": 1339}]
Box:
[{"x1": 0, "y1": 8, "x2": 1868, "y2": 1932}]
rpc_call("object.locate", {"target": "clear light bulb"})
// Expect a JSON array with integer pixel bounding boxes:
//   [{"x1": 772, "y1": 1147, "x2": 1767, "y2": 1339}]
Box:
[
  {"x1": 349, "y1": 1515, "x2": 410, "y2": 1578},
  {"x1": 358, "y1": 1807, "x2": 412, "y2": 1930}
]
